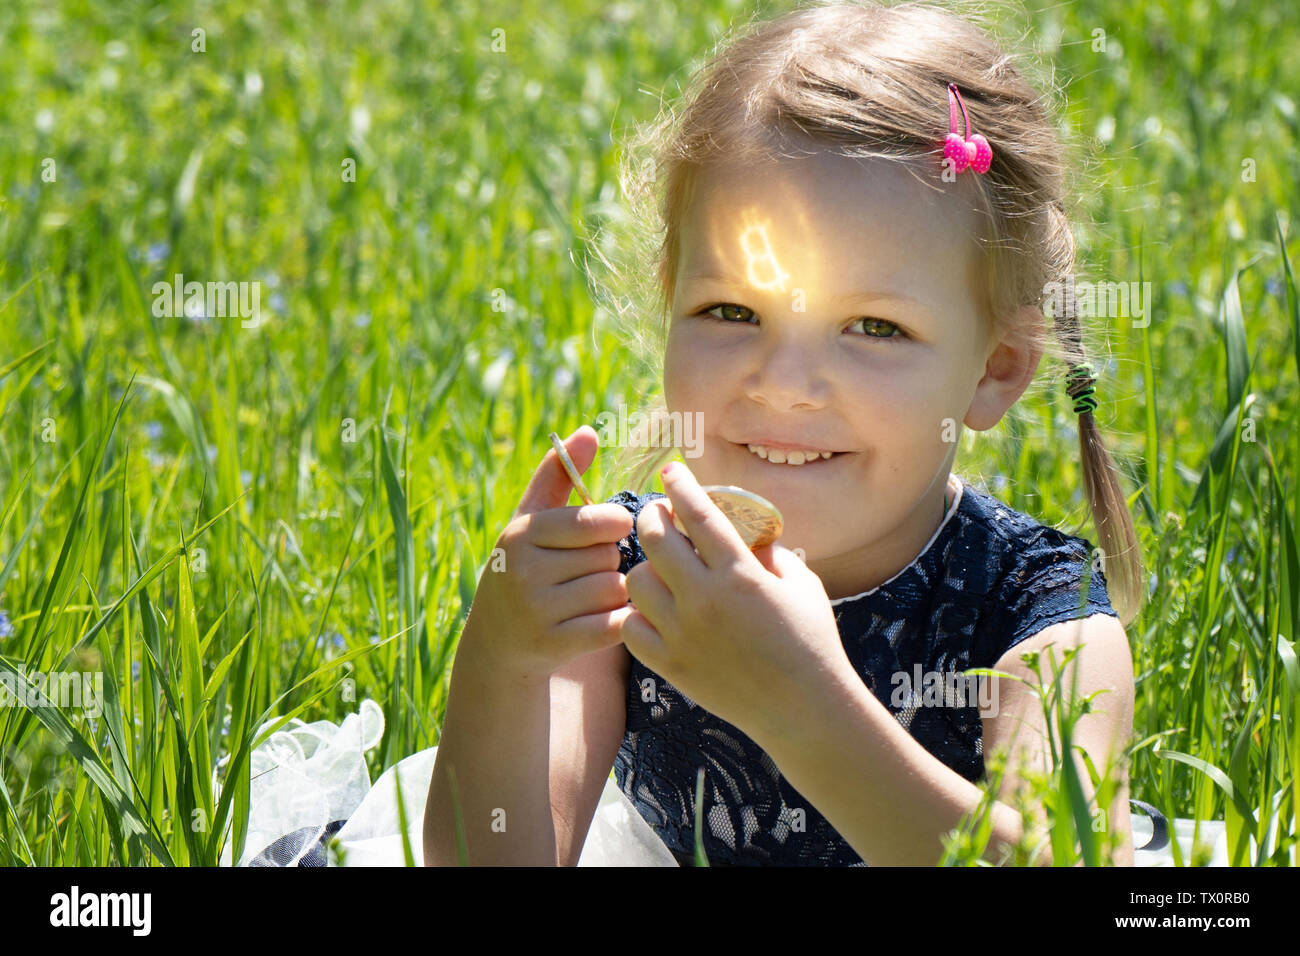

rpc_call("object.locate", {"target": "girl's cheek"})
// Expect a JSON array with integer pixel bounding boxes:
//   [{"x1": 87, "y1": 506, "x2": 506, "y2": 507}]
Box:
[
  {"x1": 856, "y1": 388, "x2": 942, "y2": 442},
  {"x1": 667, "y1": 332, "x2": 724, "y2": 389},
  {"x1": 866, "y1": 369, "x2": 936, "y2": 409},
  {"x1": 663, "y1": 357, "x2": 711, "y2": 417}
]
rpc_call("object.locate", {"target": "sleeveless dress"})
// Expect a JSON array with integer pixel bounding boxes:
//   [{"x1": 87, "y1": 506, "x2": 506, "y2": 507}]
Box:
[{"x1": 606, "y1": 473, "x2": 1132, "y2": 866}]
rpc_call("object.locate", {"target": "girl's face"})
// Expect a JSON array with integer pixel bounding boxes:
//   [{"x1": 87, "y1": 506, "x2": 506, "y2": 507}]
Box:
[{"x1": 663, "y1": 151, "x2": 1041, "y2": 600}]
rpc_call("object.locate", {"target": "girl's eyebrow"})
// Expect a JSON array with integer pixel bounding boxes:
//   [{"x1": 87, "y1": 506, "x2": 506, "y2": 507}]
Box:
[{"x1": 680, "y1": 269, "x2": 929, "y2": 308}]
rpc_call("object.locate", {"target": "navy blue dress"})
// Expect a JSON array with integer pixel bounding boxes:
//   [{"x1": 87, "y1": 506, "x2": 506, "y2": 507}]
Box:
[{"x1": 606, "y1": 474, "x2": 1131, "y2": 866}]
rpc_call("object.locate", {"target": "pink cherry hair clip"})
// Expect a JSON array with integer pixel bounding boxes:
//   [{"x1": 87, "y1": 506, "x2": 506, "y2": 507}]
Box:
[{"x1": 943, "y1": 82, "x2": 992, "y2": 175}]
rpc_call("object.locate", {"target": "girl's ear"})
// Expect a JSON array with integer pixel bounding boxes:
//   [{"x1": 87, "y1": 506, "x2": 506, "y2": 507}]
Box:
[{"x1": 963, "y1": 304, "x2": 1045, "y2": 432}]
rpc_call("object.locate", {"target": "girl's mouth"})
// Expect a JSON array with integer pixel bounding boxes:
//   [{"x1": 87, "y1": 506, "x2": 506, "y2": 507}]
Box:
[{"x1": 734, "y1": 442, "x2": 849, "y2": 468}]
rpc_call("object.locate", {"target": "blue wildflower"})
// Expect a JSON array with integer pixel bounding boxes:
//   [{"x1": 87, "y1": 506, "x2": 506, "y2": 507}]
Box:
[
  {"x1": 269, "y1": 292, "x2": 286, "y2": 313},
  {"x1": 144, "y1": 421, "x2": 163, "y2": 441},
  {"x1": 0, "y1": 608, "x2": 12, "y2": 639},
  {"x1": 145, "y1": 241, "x2": 169, "y2": 266}
]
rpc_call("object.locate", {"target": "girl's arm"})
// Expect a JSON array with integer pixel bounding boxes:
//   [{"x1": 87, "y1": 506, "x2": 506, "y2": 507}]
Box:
[
  {"x1": 422, "y1": 640, "x2": 557, "y2": 866},
  {"x1": 746, "y1": 612, "x2": 1135, "y2": 866},
  {"x1": 549, "y1": 642, "x2": 633, "y2": 866},
  {"x1": 981, "y1": 613, "x2": 1135, "y2": 866}
]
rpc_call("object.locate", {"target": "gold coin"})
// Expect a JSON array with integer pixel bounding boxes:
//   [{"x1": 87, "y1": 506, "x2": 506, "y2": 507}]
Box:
[
  {"x1": 549, "y1": 431, "x2": 594, "y2": 505},
  {"x1": 671, "y1": 484, "x2": 783, "y2": 550}
]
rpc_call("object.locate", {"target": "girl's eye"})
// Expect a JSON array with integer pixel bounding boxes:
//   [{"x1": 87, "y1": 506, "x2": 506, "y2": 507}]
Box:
[
  {"x1": 696, "y1": 303, "x2": 906, "y2": 341},
  {"x1": 847, "y1": 316, "x2": 906, "y2": 341},
  {"x1": 699, "y1": 303, "x2": 758, "y2": 325}
]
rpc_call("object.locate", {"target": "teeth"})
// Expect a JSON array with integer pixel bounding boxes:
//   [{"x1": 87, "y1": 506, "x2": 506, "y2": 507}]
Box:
[{"x1": 746, "y1": 444, "x2": 835, "y2": 465}]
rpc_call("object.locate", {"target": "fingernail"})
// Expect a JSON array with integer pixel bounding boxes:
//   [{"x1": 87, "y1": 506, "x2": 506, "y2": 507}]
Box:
[{"x1": 660, "y1": 461, "x2": 677, "y2": 479}]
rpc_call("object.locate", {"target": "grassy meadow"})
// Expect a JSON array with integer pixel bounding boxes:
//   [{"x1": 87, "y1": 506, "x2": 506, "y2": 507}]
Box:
[{"x1": 0, "y1": 0, "x2": 1298, "y2": 866}]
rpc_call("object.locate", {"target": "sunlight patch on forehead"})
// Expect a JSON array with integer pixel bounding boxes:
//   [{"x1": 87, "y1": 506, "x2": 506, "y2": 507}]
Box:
[{"x1": 675, "y1": 151, "x2": 987, "y2": 317}]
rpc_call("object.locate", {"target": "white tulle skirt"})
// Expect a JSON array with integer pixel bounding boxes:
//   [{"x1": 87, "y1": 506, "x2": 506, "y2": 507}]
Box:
[{"x1": 217, "y1": 700, "x2": 1230, "y2": 867}]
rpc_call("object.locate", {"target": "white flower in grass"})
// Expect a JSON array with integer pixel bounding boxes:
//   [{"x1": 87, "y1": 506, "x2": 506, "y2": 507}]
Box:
[{"x1": 482, "y1": 350, "x2": 513, "y2": 396}]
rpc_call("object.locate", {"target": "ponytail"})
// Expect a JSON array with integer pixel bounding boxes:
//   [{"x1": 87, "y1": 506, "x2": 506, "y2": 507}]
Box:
[{"x1": 1054, "y1": 308, "x2": 1145, "y2": 629}]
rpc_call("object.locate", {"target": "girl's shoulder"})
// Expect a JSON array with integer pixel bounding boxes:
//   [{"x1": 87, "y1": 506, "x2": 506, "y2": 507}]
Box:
[
  {"x1": 954, "y1": 479, "x2": 1121, "y2": 665},
  {"x1": 957, "y1": 478, "x2": 1098, "y2": 558},
  {"x1": 956, "y1": 479, "x2": 1106, "y2": 584}
]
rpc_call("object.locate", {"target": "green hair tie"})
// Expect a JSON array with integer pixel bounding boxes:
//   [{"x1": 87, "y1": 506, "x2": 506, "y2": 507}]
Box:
[{"x1": 1065, "y1": 361, "x2": 1099, "y2": 415}]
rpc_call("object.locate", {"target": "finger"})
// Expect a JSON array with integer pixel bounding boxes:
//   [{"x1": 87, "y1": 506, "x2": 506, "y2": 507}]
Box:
[
  {"x1": 548, "y1": 571, "x2": 629, "y2": 628},
  {"x1": 658, "y1": 461, "x2": 751, "y2": 570},
  {"x1": 553, "y1": 602, "x2": 640, "y2": 656},
  {"x1": 750, "y1": 541, "x2": 780, "y2": 577},
  {"x1": 623, "y1": 552, "x2": 677, "y2": 635},
  {"x1": 772, "y1": 546, "x2": 819, "y2": 594},
  {"x1": 547, "y1": 541, "x2": 624, "y2": 585},
  {"x1": 514, "y1": 425, "x2": 601, "y2": 518},
  {"x1": 528, "y1": 504, "x2": 633, "y2": 550},
  {"x1": 617, "y1": 604, "x2": 668, "y2": 671},
  {"x1": 751, "y1": 542, "x2": 800, "y2": 578},
  {"x1": 633, "y1": 498, "x2": 702, "y2": 598}
]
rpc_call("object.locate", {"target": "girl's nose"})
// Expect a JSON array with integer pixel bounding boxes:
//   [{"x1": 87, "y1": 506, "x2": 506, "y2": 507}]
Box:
[{"x1": 743, "y1": 339, "x2": 830, "y2": 411}]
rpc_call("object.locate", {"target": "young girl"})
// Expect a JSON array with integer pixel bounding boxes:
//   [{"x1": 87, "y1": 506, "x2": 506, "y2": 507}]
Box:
[{"x1": 423, "y1": 0, "x2": 1153, "y2": 867}]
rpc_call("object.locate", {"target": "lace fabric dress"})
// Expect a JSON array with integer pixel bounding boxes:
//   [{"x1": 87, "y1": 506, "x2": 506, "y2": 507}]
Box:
[{"x1": 606, "y1": 474, "x2": 1121, "y2": 866}]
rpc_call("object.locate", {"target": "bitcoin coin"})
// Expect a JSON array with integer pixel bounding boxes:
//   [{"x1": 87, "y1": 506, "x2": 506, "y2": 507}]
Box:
[{"x1": 671, "y1": 485, "x2": 783, "y2": 550}]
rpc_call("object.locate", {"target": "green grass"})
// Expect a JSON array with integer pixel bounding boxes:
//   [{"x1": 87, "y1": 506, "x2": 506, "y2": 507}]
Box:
[{"x1": 0, "y1": 0, "x2": 1298, "y2": 865}]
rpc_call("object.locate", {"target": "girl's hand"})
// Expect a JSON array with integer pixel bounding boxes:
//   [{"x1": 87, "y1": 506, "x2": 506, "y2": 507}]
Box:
[
  {"x1": 619, "y1": 461, "x2": 856, "y2": 742},
  {"x1": 460, "y1": 426, "x2": 636, "y2": 681}
]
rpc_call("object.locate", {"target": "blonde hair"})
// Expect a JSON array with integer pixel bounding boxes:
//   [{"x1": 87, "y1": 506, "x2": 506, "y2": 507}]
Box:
[{"x1": 580, "y1": 0, "x2": 1144, "y2": 627}]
